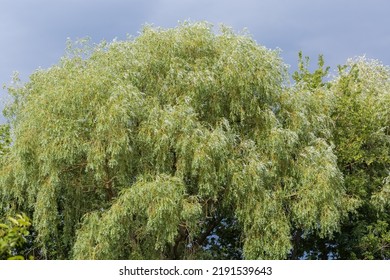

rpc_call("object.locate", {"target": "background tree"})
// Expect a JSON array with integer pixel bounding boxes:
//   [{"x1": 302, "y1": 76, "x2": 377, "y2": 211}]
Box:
[
  {"x1": 289, "y1": 55, "x2": 390, "y2": 260},
  {"x1": 1, "y1": 22, "x2": 353, "y2": 259},
  {"x1": 330, "y1": 57, "x2": 390, "y2": 259}
]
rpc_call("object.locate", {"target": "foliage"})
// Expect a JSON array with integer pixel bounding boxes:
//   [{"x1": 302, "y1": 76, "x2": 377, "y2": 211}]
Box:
[
  {"x1": 288, "y1": 55, "x2": 390, "y2": 259},
  {"x1": 0, "y1": 124, "x2": 11, "y2": 158},
  {"x1": 0, "y1": 22, "x2": 388, "y2": 260},
  {"x1": 330, "y1": 57, "x2": 390, "y2": 259},
  {"x1": 0, "y1": 213, "x2": 32, "y2": 260}
]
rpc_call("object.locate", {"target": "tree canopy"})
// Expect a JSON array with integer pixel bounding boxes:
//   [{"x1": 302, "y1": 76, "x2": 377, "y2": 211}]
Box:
[
  {"x1": 330, "y1": 58, "x2": 390, "y2": 259},
  {"x1": 1, "y1": 22, "x2": 389, "y2": 259}
]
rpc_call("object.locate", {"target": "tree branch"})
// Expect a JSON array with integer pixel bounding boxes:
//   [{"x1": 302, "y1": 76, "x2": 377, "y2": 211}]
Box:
[{"x1": 195, "y1": 216, "x2": 223, "y2": 248}]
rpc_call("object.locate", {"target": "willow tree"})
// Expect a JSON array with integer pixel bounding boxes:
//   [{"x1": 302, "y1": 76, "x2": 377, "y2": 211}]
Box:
[{"x1": 1, "y1": 22, "x2": 349, "y2": 260}]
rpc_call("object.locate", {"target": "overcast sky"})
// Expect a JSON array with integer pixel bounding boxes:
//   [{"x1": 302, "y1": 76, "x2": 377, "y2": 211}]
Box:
[{"x1": 1, "y1": 0, "x2": 389, "y2": 120}]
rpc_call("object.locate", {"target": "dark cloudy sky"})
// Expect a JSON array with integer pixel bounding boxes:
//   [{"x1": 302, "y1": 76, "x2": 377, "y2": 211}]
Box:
[{"x1": 1, "y1": 0, "x2": 389, "y2": 119}]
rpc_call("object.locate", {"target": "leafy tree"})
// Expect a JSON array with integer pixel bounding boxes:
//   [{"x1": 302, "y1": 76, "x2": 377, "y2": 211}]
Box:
[
  {"x1": 289, "y1": 55, "x2": 390, "y2": 260},
  {"x1": 330, "y1": 57, "x2": 390, "y2": 259},
  {"x1": 1, "y1": 22, "x2": 352, "y2": 259}
]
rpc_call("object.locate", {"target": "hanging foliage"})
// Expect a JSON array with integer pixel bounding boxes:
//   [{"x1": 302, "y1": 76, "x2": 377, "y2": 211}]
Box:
[{"x1": 1, "y1": 22, "x2": 352, "y2": 259}]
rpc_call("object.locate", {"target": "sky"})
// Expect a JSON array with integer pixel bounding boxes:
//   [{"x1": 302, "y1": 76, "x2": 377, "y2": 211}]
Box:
[{"x1": 1, "y1": 0, "x2": 389, "y2": 121}]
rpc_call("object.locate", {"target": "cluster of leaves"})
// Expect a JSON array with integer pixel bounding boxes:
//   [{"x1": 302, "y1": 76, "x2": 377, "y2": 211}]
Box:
[
  {"x1": 0, "y1": 22, "x2": 389, "y2": 259},
  {"x1": 0, "y1": 213, "x2": 32, "y2": 260},
  {"x1": 0, "y1": 124, "x2": 11, "y2": 157}
]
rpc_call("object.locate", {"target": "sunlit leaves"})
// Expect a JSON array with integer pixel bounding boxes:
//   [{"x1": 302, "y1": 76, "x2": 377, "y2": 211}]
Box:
[
  {"x1": 0, "y1": 213, "x2": 32, "y2": 260},
  {"x1": 0, "y1": 22, "x2": 364, "y2": 260},
  {"x1": 72, "y1": 175, "x2": 202, "y2": 259}
]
